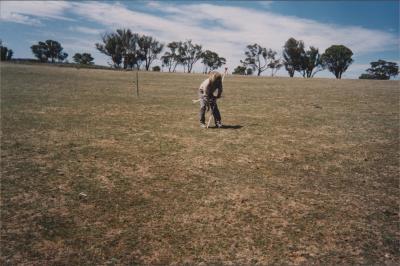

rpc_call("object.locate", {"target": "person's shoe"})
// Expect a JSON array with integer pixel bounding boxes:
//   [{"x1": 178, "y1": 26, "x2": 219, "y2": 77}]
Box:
[
  {"x1": 200, "y1": 123, "x2": 207, "y2": 128},
  {"x1": 216, "y1": 122, "x2": 223, "y2": 128}
]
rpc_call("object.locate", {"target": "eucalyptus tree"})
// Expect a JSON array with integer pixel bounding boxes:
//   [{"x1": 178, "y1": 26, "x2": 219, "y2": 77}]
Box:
[
  {"x1": 73, "y1": 53, "x2": 94, "y2": 65},
  {"x1": 181, "y1": 40, "x2": 203, "y2": 73},
  {"x1": 31, "y1": 40, "x2": 68, "y2": 63},
  {"x1": 201, "y1": 50, "x2": 226, "y2": 73},
  {"x1": 138, "y1": 35, "x2": 164, "y2": 71},
  {"x1": 161, "y1": 41, "x2": 183, "y2": 72},
  {"x1": 241, "y1": 43, "x2": 278, "y2": 76},
  {"x1": 282, "y1": 38, "x2": 304, "y2": 77},
  {"x1": 96, "y1": 33, "x2": 123, "y2": 68},
  {"x1": 321, "y1": 45, "x2": 353, "y2": 79},
  {"x1": 359, "y1": 60, "x2": 399, "y2": 80},
  {"x1": 302, "y1": 46, "x2": 325, "y2": 78}
]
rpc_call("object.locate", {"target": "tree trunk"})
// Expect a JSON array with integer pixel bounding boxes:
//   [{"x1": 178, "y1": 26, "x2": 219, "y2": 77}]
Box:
[
  {"x1": 123, "y1": 59, "x2": 127, "y2": 70},
  {"x1": 335, "y1": 70, "x2": 340, "y2": 79}
]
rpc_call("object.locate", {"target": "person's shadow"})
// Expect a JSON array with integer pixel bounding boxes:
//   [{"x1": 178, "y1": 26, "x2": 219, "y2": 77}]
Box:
[{"x1": 210, "y1": 125, "x2": 243, "y2": 129}]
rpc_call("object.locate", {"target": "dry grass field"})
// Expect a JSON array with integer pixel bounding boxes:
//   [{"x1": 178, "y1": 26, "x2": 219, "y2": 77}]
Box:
[{"x1": 1, "y1": 63, "x2": 399, "y2": 265}]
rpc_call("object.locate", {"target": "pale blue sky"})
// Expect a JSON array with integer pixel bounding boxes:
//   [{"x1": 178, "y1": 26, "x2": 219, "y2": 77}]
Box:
[{"x1": 1, "y1": 1, "x2": 399, "y2": 78}]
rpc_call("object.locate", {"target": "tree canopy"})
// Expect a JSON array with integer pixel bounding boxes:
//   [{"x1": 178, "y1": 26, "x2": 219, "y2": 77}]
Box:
[
  {"x1": 31, "y1": 40, "x2": 68, "y2": 63},
  {"x1": 268, "y1": 59, "x2": 283, "y2": 77},
  {"x1": 232, "y1": 65, "x2": 247, "y2": 75},
  {"x1": 282, "y1": 38, "x2": 324, "y2": 78},
  {"x1": 0, "y1": 40, "x2": 13, "y2": 61},
  {"x1": 96, "y1": 29, "x2": 163, "y2": 70},
  {"x1": 302, "y1": 46, "x2": 325, "y2": 78},
  {"x1": 282, "y1": 38, "x2": 304, "y2": 77},
  {"x1": 201, "y1": 50, "x2": 226, "y2": 74},
  {"x1": 359, "y1": 60, "x2": 399, "y2": 80},
  {"x1": 73, "y1": 53, "x2": 94, "y2": 65},
  {"x1": 241, "y1": 43, "x2": 278, "y2": 76},
  {"x1": 161, "y1": 40, "x2": 204, "y2": 73},
  {"x1": 96, "y1": 29, "x2": 142, "y2": 69},
  {"x1": 321, "y1": 45, "x2": 353, "y2": 79},
  {"x1": 180, "y1": 40, "x2": 203, "y2": 73},
  {"x1": 161, "y1": 41, "x2": 183, "y2": 72},
  {"x1": 138, "y1": 35, "x2": 164, "y2": 71}
]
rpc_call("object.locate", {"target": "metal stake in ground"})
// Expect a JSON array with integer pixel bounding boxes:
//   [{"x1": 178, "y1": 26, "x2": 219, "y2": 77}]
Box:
[
  {"x1": 136, "y1": 69, "x2": 139, "y2": 97},
  {"x1": 206, "y1": 105, "x2": 213, "y2": 128}
]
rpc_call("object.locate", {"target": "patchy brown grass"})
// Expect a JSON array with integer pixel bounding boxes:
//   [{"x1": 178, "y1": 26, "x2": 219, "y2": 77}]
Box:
[{"x1": 1, "y1": 63, "x2": 399, "y2": 265}]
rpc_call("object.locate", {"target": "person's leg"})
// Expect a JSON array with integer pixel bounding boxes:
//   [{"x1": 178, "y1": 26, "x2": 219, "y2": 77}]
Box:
[
  {"x1": 211, "y1": 100, "x2": 222, "y2": 126},
  {"x1": 199, "y1": 96, "x2": 207, "y2": 125}
]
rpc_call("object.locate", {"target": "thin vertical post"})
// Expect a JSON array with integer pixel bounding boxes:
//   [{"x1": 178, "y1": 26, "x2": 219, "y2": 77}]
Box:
[{"x1": 136, "y1": 69, "x2": 139, "y2": 97}]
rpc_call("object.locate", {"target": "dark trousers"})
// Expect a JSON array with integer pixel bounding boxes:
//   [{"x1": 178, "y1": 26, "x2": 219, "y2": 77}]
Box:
[{"x1": 199, "y1": 96, "x2": 221, "y2": 125}]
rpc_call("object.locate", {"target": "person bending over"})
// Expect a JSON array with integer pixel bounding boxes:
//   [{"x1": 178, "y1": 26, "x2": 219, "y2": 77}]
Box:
[{"x1": 198, "y1": 71, "x2": 223, "y2": 128}]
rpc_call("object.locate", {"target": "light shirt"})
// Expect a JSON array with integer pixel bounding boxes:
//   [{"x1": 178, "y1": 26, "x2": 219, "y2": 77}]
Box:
[{"x1": 199, "y1": 78, "x2": 210, "y2": 95}]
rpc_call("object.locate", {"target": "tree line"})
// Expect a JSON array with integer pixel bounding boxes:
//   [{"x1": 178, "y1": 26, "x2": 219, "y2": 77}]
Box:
[
  {"x1": 94, "y1": 28, "x2": 226, "y2": 73},
  {"x1": 233, "y1": 38, "x2": 355, "y2": 79},
  {"x1": 3, "y1": 31, "x2": 398, "y2": 80},
  {"x1": 29, "y1": 40, "x2": 94, "y2": 65},
  {"x1": 233, "y1": 38, "x2": 398, "y2": 79}
]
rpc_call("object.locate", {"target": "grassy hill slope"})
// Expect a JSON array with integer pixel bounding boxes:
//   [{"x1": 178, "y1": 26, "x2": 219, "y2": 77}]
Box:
[{"x1": 1, "y1": 63, "x2": 399, "y2": 265}]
